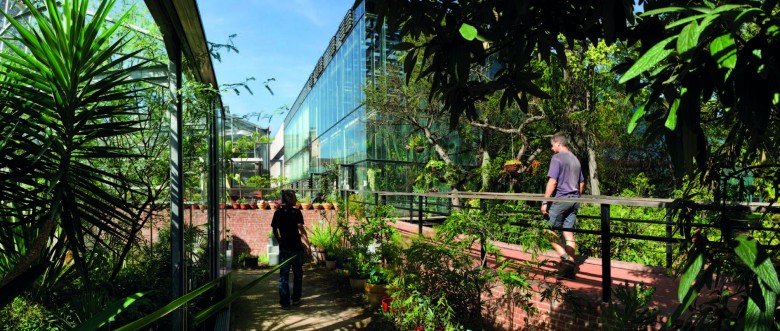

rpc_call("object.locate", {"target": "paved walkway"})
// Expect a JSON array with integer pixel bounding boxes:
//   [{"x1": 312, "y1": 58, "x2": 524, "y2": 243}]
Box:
[{"x1": 231, "y1": 264, "x2": 390, "y2": 331}]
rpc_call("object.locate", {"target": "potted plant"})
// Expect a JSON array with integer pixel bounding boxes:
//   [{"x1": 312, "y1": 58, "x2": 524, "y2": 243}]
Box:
[
  {"x1": 258, "y1": 200, "x2": 269, "y2": 209},
  {"x1": 347, "y1": 256, "x2": 372, "y2": 289},
  {"x1": 365, "y1": 265, "x2": 390, "y2": 308},
  {"x1": 312, "y1": 202, "x2": 322, "y2": 210},
  {"x1": 238, "y1": 252, "x2": 258, "y2": 269},
  {"x1": 327, "y1": 194, "x2": 340, "y2": 210},
  {"x1": 267, "y1": 230, "x2": 280, "y2": 266},
  {"x1": 503, "y1": 159, "x2": 522, "y2": 173},
  {"x1": 406, "y1": 135, "x2": 426, "y2": 153},
  {"x1": 307, "y1": 222, "x2": 329, "y2": 264},
  {"x1": 299, "y1": 196, "x2": 312, "y2": 210},
  {"x1": 248, "y1": 198, "x2": 258, "y2": 209},
  {"x1": 238, "y1": 196, "x2": 248, "y2": 209}
]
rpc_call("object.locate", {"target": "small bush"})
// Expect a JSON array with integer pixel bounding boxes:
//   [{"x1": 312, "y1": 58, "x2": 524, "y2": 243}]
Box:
[{"x1": 0, "y1": 296, "x2": 70, "y2": 330}]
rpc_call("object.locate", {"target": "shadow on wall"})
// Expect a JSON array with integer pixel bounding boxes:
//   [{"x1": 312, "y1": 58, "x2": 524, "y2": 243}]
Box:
[{"x1": 230, "y1": 235, "x2": 250, "y2": 257}]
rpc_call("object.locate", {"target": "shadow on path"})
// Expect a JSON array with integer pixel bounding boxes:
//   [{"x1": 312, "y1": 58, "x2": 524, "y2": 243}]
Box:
[{"x1": 231, "y1": 264, "x2": 391, "y2": 330}]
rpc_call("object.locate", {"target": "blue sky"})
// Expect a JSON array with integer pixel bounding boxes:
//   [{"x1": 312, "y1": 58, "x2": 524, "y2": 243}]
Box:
[{"x1": 199, "y1": 0, "x2": 355, "y2": 135}]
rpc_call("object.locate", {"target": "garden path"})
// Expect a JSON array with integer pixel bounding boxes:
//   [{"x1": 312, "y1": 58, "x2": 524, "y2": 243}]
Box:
[{"x1": 231, "y1": 264, "x2": 388, "y2": 330}]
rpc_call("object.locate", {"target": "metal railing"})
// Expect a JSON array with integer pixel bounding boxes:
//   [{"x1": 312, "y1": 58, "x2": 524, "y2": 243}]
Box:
[{"x1": 340, "y1": 189, "x2": 780, "y2": 302}]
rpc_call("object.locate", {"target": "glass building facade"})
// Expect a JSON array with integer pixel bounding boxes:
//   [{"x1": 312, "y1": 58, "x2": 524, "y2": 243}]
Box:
[{"x1": 283, "y1": 0, "x2": 471, "y2": 192}]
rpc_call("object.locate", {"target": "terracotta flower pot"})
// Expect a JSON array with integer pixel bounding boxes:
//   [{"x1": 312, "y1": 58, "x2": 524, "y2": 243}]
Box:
[
  {"x1": 325, "y1": 259, "x2": 336, "y2": 269},
  {"x1": 322, "y1": 202, "x2": 333, "y2": 210},
  {"x1": 364, "y1": 282, "x2": 387, "y2": 294},
  {"x1": 301, "y1": 202, "x2": 312, "y2": 210},
  {"x1": 365, "y1": 283, "x2": 388, "y2": 308},
  {"x1": 349, "y1": 278, "x2": 366, "y2": 289},
  {"x1": 503, "y1": 163, "x2": 521, "y2": 173}
]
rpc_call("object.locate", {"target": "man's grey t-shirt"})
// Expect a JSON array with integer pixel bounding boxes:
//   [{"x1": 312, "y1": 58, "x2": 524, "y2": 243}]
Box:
[{"x1": 548, "y1": 151, "x2": 583, "y2": 197}]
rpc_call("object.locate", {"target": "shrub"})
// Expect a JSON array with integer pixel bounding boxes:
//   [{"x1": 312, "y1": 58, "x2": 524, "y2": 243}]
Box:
[{"x1": 0, "y1": 296, "x2": 71, "y2": 330}]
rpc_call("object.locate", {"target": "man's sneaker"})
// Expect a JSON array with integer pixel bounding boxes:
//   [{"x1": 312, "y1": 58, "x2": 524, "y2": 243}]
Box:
[
  {"x1": 556, "y1": 260, "x2": 577, "y2": 280},
  {"x1": 291, "y1": 299, "x2": 301, "y2": 306},
  {"x1": 281, "y1": 305, "x2": 290, "y2": 310}
]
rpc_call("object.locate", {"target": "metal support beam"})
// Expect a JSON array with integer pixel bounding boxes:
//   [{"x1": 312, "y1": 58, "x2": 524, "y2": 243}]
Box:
[
  {"x1": 167, "y1": 41, "x2": 186, "y2": 330},
  {"x1": 600, "y1": 204, "x2": 612, "y2": 303},
  {"x1": 208, "y1": 99, "x2": 220, "y2": 279},
  {"x1": 418, "y1": 195, "x2": 423, "y2": 235},
  {"x1": 665, "y1": 208, "x2": 673, "y2": 269}
]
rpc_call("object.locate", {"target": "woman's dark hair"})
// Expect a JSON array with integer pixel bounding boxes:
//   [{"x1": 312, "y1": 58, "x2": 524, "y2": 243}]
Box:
[{"x1": 281, "y1": 190, "x2": 297, "y2": 205}]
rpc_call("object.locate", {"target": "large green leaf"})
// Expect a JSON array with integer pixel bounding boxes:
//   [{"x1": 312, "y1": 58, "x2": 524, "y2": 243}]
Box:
[
  {"x1": 710, "y1": 34, "x2": 737, "y2": 69},
  {"x1": 678, "y1": 246, "x2": 704, "y2": 302},
  {"x1": 71, "y1": 293, "x2": 145, "y2": 331},
  {"x1": 627, "y1": 104, "x2": 645, "y2": 134},
  {"x1": 677, "y1": 21, "x2": 700, "y2": 55},
  {"x1": 746, "y1": 280, "x2": 776, "y2": 331},
  {"x1": 619, "y1": 36, "x2": 677, "y2": 83},
  {"x1": 665, "y1": 101, "x2": 679, "y2": 130},
  {"x1": 666, "y1": 13, "x2": 708, "y2": 30},
  {"x1": 734, "y1": 236, "x2": 780, "y2": 293},
  {"x1": 641, "y1": 7, "x2": 687, "y2": 16},
  {"x1": 459, "y1": 23, "x2": 478, "y2": 41}
]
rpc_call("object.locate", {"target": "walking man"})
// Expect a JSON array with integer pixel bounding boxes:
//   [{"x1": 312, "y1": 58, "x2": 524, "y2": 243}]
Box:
[
  {"x1": 272, "y1": 190, "x2": 310, "y2": 309},
  {"x1": 541, "y1": 132, "x2": 584, "y2": 279}
]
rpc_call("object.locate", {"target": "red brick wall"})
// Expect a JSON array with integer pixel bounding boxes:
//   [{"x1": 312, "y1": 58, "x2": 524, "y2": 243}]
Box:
[{"x1": 179, "y1": 207, "x2": 341, "y2": 257}]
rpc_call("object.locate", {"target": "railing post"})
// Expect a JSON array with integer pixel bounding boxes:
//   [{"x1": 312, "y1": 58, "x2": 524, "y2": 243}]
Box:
[
  {"x1": 409, "y1": 195, "x2": 413, "y2": 222},
  {"x1": 480, "y1": 199, "x2": 486, "y2": 267},
  {"x1": 666, "y1": 207, "x2": 673, "y2": 269},
  {"x1": 601, "y1": 204, "x2": 612, "y2": 303},
  {"x1": 418, "y1": 195, "x2": 424, "y2": 235},
  {"x1": 344, "y1": 190, "x2": 349, "y2": 221}
]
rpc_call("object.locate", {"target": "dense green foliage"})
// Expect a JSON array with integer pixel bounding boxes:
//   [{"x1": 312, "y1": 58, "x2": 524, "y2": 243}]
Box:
[
  {"x1": 0, "y1": 0, "x2": 149, "y2": 303},
  {"x1": 374, "y1": 0, "x2": 780, "y2": 329}
]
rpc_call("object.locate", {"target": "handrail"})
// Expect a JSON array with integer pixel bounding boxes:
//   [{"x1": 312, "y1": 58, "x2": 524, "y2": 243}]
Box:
[
  {"x1": 193, "y1": 256, "x2": 295, "y2": 324},
  {"x1": 341, "y1": 189, "x2": 779, "y2": 302},
  {"x1": 102, "y1": 256, "x2": 294, "y2": 331}
]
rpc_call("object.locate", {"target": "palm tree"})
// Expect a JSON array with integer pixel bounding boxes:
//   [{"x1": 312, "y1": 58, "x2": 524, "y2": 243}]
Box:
[{"x1": 0, "y1": 0, "x2": 147, "y2": 306}]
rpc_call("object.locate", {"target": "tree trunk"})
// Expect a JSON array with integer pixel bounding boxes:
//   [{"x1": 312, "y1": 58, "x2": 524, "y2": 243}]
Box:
[
  {"x1": 481, "y1": 149, "x2": 491, "y2": 191},
  {"x1": 586, "y1": 136, "x2": 600, "y2": 195}
]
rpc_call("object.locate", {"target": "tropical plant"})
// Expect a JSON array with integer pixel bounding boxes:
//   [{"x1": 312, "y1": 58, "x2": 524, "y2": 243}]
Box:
[
  {"x1": 599, "y1": 282, "x2": 659, "y2": 331},
  {"x1": 246, "y1": 175, "x2": 264, "y2": 188},
  {"x1": 406, "y1": 135, "x2": 426, "y2": 151},
  {"x1": 0, "y1": 0, "x2": 151, "y2": 306},
  {"x1": 343, "y1": 205, "x2": 401, "y2": 279},
  {"x1": 388, "y1": 237, "x2": 485, "y2": 330},
  {"x1": 307, "y1": 219, "x2": 341, "y2": 252},
  {"x1": 366, "y1": 265, "x2": 390, "y2": 285}
]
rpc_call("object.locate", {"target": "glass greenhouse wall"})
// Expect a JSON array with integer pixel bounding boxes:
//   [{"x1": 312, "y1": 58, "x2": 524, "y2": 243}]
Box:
[{"x1": 281, "y1": 0, "x2": 477, "y2": 193}]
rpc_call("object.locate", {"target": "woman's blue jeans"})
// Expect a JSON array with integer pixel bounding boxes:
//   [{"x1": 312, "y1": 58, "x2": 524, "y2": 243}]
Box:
[{"x1": 279, "y1": 249, "x2": 303, "y2": 307}]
